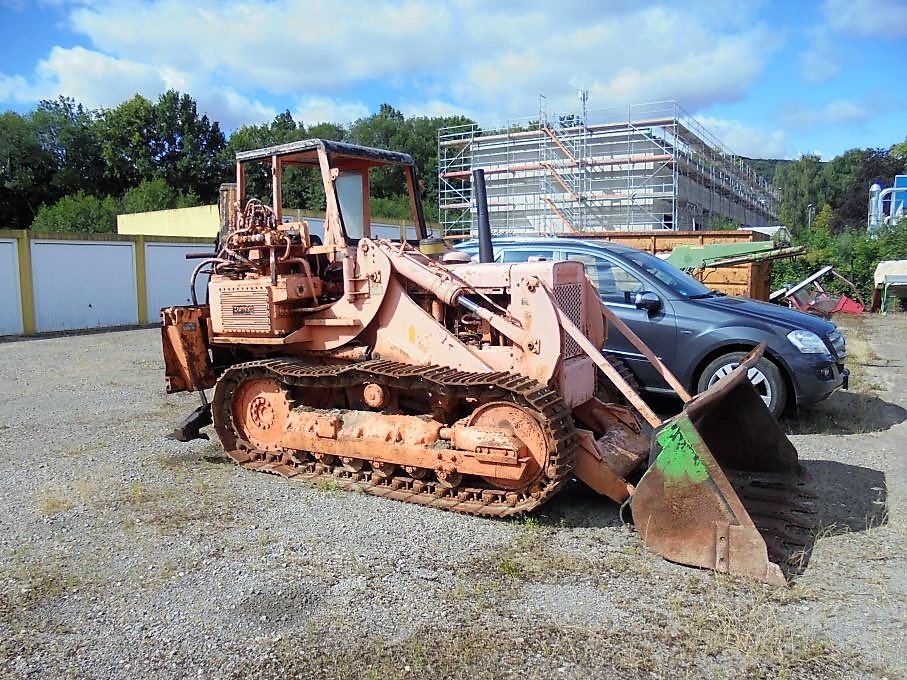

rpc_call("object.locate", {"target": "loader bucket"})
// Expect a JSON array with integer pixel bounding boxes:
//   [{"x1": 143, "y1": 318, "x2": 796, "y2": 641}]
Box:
[{"x1": 630, "y1": 350, "x2": 814, "y2": 586}]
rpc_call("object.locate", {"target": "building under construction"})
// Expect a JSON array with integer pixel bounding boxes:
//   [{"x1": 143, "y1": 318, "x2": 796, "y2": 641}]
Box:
[{"x1": 437, "y1": 101, "x2": 778, "y2": 238}]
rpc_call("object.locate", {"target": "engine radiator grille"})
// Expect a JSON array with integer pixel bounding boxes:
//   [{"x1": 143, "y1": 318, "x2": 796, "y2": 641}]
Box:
[
  {"x1": 218, "y1": 286, "x2": 272, "y2": 333},
  {"x1": 553, "y1": 282, "x2": 585, "y2": 358}
]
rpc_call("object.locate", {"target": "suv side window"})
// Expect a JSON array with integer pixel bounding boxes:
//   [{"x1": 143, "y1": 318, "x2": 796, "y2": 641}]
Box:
[
  {"x1": 566, "y1": 252, "x2": 643, "y2": 304},
  {"x1": 501, "y1": 249, "x2": 553, "y2": 263}
]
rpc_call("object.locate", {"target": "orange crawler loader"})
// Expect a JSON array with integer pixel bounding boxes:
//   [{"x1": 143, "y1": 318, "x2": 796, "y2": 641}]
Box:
[{"x1": 162, "y1": 139, "x2": 813, "y2": 585}]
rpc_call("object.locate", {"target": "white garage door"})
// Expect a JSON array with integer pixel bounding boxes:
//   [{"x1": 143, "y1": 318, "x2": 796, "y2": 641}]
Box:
[
  {"x1": 32, "y1": 240, "x2": 137, "y2": 332},
  {"x1": 0, "y1": 239, "x2": 23, "y2": 335},
  {"x1": 145, "y1": 243, "x2": 206, "y2": 318}
]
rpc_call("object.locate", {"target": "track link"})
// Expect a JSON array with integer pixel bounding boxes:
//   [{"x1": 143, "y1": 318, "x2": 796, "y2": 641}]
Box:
[{"x1": 212, "y1": 358, "x2": 578, "y2": 517}]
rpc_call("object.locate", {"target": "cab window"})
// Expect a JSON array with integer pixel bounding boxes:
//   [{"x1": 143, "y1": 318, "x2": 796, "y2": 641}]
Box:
[{"x1": 335, "y1": 171, "x2": 365, "y2": 239}]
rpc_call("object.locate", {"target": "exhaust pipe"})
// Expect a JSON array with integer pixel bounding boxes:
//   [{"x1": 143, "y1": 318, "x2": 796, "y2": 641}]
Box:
[{"x1": 473, "y1": 169, "x2": 494, "y2": 263}]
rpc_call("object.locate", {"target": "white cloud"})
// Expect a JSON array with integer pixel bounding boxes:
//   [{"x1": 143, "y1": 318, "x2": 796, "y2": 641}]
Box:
[
  {"x1": 399, "y1": 98, "x2": 481, "y2": 120},
  {"x1": 694, "y1": 115, "x2": 790, "y2": 159},
  {"x1": 1, "y1": 0, "x2": 783, "y2": 130},
  {"x1": 783, "y1": 99, "x2": 870, "y2": 129},
  {"x1": 67, "y1": 1, "x2": 454, "y2": 91},
  {"x1": 452, "y1": 5, "x2": 780, "y2": 120},
  {"x1": 291, "y1": 96, "x2": 369, "y2": 127},
  {"x1": 799, "y1": 32, "x2": 842, "y2": 83},
  {"x1": 0, "y1": 72, "x2": 40, "y2": 103},
  {"x1": 35, "y1": 46, "x2": 168, "y2": 108},
  {"x1": 821, "y1": 0, "x2": 907, "y2": 38}
]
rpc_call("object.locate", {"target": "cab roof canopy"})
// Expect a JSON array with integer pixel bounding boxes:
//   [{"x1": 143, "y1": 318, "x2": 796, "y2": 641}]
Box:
[{"x1": 234, "y1": 138, "x2": 415, "y2": 169}]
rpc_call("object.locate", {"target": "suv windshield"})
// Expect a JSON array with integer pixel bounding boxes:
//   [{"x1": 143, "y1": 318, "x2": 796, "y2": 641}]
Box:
[{"x1": 620, "y1": 249, "x2": 713, "y2": 298}]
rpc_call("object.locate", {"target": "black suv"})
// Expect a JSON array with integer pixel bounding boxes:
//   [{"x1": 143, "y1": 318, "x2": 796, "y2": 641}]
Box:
[{"x1": 457, "y1": 237, "x2": 848, "y2": 417}]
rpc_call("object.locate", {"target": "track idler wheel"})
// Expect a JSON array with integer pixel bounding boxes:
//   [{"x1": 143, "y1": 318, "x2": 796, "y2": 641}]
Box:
[{"x1": 468, "y1": 401, "x2": 550, "y2": 491}]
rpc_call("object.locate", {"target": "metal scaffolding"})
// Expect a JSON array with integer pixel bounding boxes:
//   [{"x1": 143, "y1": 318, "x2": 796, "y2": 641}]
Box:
[{"x1": 437, "y1": 100, "x2": 779, "y2": 239}]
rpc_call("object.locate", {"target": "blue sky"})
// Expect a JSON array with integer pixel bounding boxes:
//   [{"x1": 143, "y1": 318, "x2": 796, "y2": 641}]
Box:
[{"x1": 1, "y1": 0, "x2": 905, "y2": 160}]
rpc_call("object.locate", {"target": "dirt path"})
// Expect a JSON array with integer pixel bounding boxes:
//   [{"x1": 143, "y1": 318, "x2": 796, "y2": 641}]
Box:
[
  {"x1": 0, "y1": 314, "x2": 904, "y2": 679},
  {"x1": 778, "y1": 313, "x2": 906, "y2": 674}
]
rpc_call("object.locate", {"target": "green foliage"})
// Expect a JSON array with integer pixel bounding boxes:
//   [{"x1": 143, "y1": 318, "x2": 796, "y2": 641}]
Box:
[
  {"x1": 120, "y1": 178, "x2": 201, "y2": 214},
  {"x1": 889, "y1": 138, "x2": 907, "y2": 163},
  {"x1": 149, "y1": 90, "x2": 227, "y2": 201},
  {"x1": 225, "y1": 110, "x2": 312, "y2": 208},
  {"x1": 31, "y1": 96, "x2": 108, "y2": 197},
  {"x1": 97, "y1": 90, "x2": 227, "y2": 200},
  {"x1": 812, "y1": 204, "x2": 834, "y2": 233},
  {"x1": 348, "y1": 104, "x2": 410, "y2": 200},
  {"x1": 30, "y1": 191, "x2": 119, "y2": 233},
  {"x1": 774, "y1": 147, "x2": 903, "y2": 235},
  {"x1": 1, "y1": 92, "x2": 476, "y2": 229},
  {"x1": 772, "y1": 220, "x2": 907, "y2": 300},
  {"x1": 744, "y1": 157, "x2": 791, "y2": 183},
  {"x1": 97, "y1": 94, "x2": 157, "y2": 192},
  {"x1": 370, "y1": 196, "x2": 414, "y2": 221},
  {"x1": 0, "y1": 111, "x2": 55, "y2": 227},
  {"x1": 705, "y1": 215, "x2": 739, "y2": 231},
  {"x1": 775, "y1": 154, "x2": 827, "y2": 230}
]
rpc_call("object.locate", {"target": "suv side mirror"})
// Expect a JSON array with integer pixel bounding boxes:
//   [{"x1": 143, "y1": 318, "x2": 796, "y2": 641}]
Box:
[{"x1": 635, "y1": 291, "x2": 662, "y2": 313}]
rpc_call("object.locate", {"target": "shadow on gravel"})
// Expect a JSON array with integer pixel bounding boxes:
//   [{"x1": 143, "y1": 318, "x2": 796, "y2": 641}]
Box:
[
  {"x1": 775, "y1": 461, "x2": 889, "y2": 580},
  {"x1": 532, "y1": 481, "x2": 624, "y2": 529},
  {"x1": 782, "y1": 392, "x2": 907, "y2": 435},
  {"x1": 0, "y1": 324, "x2": 157, "y2": 344},
  {"x1": 804, "y1": 460, "x2": 888, "y2": 534},
  {"x1": 526, "y1": 462, "x2": 887, "y2": 584}
]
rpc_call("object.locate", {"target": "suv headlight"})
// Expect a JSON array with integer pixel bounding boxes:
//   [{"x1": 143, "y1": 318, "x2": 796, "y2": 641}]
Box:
[{"x1": 787, "y1": 329, "x2": 828, "y2": 354}]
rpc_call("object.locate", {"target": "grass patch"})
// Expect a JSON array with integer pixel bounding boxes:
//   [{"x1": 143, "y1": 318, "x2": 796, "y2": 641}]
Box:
[
  {"x1": 33, "y1": 479, "x2": 100, "y2": 516},
  {"x1": 782, "y1": 316, "x2": 905, "y2": 434},
  {"x1": 224, "y1": 602, "x2": 886, "y2": 680},
  {"x1": 0, "y1": 547, "x2": 85, "y2": 657},
  {"x1": 36, "y1": 490, "x2": 75, "y2": 515},
  {"x1": 112, "y1": 478, "x2": 233, "y2": 532}
]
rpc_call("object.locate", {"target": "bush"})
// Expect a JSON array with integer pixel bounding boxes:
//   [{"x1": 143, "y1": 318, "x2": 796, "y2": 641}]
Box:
[
  {"x1": 772, "y1": 219, "x2": 907, "y2": 300},
  {"x1": 30, "y1": 192, "x2": 120, "y2": 233},
  {"x1": 120, "y1": 177, "x2": 201, "y2": 214}
]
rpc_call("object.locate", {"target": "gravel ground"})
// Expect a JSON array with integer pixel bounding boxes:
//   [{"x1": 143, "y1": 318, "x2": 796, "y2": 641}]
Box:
[{"x1": 0, "y1": 315, "x2": 904, "y2": 679}]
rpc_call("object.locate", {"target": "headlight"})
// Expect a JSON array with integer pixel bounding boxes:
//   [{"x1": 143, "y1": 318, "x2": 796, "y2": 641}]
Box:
[{"x1": 787, "y1": 329, "x2": 828, "y2": 354}]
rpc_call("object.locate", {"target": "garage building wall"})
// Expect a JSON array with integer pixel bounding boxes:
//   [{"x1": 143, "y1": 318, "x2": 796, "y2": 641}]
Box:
[
  {"x1": 145, "y1": 243, "x2": 206, "y2": 317},
  {"x1": 32, "y1": 240, "x2": 138, "y2": 332},
  {"x1": 0, "y1": 231, "x2": 212, "y2": 336},
  {"x1": 0, "y1": 239, "x2": 23, "y2": 335}
]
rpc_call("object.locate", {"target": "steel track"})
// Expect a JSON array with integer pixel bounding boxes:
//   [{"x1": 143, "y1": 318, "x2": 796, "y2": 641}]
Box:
[{"x1": 212, "y1": 358, "x2": 578, "y2": 517}]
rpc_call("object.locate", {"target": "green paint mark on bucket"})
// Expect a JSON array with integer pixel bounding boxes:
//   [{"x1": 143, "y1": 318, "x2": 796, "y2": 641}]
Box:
[{"x1": 653, "y1": 422, "x2": 709, "y2": 483}]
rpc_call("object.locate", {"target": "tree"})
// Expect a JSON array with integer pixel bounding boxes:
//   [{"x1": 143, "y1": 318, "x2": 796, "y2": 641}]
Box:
[
  {"x1": 97, "y1": 91, "x2": 227, "y2": 200},
  {"x1": 31, "y1": 96, "x2": 107, "y2": 198},
  {"x1": 97, "y1": 94, "x2": 157, "y2": 193},
  {"x1": 705, "y1": 215, "x2": 739, "y2": 231},
  {"x1": 0, "y1": 111, "x2": 55, "y2": 228},
  {"x1": 307, "y1": 122, "x2": 345, "y2": 141},
  {"x1": 30, "y1": 191, "x2": 119, "y2": 233},
  {"x1": 225, "y1": 110, "x2": 312, "y2": 208},
  {"x1": 812, "y1": 203, "x2": 834, "y2": 233},
  {"x1": 348, "y1": 104, "x2": 410, "y2": 200},
  {"x1": 832, "y1": 149, "x2": 903, "y2": 231},
  {"x1": 150, "y1": 90, "x2": 227, "y2": 201},
  {"x1": 405, "y1": 114, "x2": 474, "y2": 215},
  {"x1": 819, "y1": 148, "x2": 867, "y2": 216},
  {"x1": 775, "y1": 154, "x2": 826, "y2": 231},
  {"x1": 889, "y1": 139, "x2": 907, "y2": 166}
]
